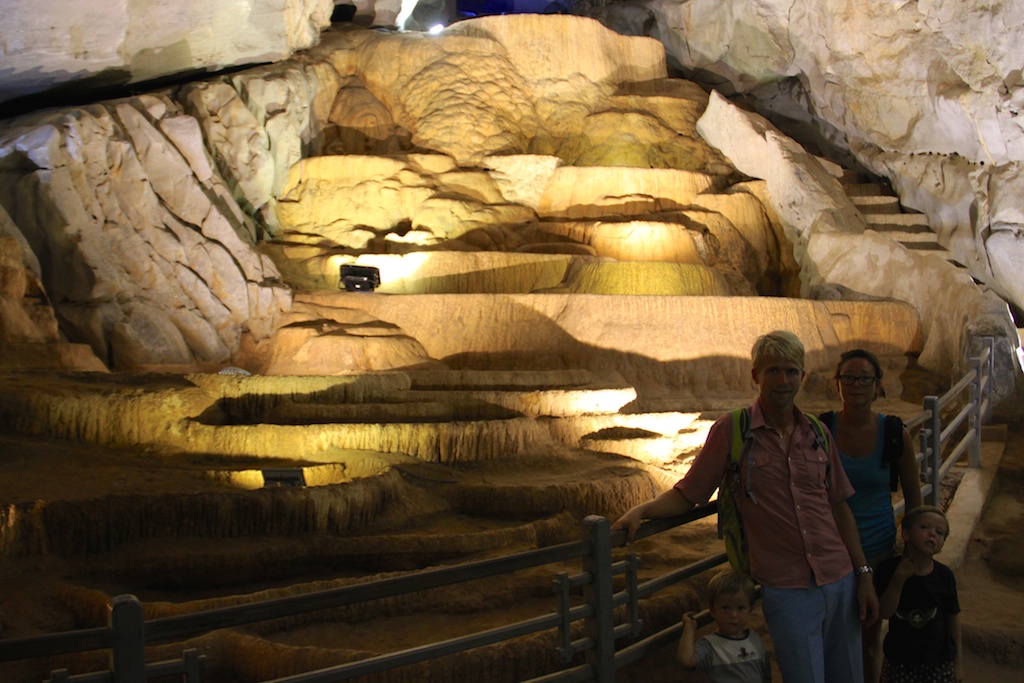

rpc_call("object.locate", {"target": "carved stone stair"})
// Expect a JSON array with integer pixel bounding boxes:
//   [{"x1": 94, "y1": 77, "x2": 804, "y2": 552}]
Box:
[{"x1": 843, "y1": 181, "x2": 948, "y2": 254}]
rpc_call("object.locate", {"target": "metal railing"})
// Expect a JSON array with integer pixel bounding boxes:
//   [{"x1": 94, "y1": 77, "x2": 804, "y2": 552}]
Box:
[
  {"x1": 898, "y1": 336, "x2": 994, "y2": 514},
  {"x1": 0, "y1": 338, "x2": 995, "y2": 683}
]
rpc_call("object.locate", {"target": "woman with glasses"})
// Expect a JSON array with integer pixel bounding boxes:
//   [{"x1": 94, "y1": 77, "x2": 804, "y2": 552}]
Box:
[{"x1": 820, "y1": 349, "x2": 922, "y2": 683}]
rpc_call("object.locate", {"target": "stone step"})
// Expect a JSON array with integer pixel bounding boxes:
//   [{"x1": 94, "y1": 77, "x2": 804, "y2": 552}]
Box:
[
  {"x1": 901, "y1": 241, "x2": 950, "y2": 252},
  {"x1": 843, "y1": 181, "x2": 944, "y2": 252},
  {"x1": 865, "y1": 212, "x2": 932, "y2": 228},
  {"x1": 849, "y1": 194, "x2": 901, "y2": 214},
  {"x1": 843, "y1": 182, "x2": 888, "y2": 197},
  {"x1": 854, "y1": 202, "x2": 947, "y2": 251},
  {"x1": 838, "y1": 167, "x2": 862, "y2": 184},
  {"x1": 868, "y1": 223, "x2": 937, "y2": 244},
  {"x1": 406, "y1": 368, "x2": 601, "y2": 390},
  {"x1": 406, "y1": 386, "x2": 640, "y2": 418}
]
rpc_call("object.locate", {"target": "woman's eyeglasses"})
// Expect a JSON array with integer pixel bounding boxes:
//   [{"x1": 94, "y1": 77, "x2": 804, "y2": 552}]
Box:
[{"x1": 837, "y1": 375, "x2": 877, "y2": 386}]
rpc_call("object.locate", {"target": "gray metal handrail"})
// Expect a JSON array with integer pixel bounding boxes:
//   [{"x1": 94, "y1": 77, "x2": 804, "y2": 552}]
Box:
[
  {"x1": 3, "y1": 338, "x2": 995, "y2": 683},
  {"x1": 904, "y1": 337, "x2": 994, "y2": 510}
]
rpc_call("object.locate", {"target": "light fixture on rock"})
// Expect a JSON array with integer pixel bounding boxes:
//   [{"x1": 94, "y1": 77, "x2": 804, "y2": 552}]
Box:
[{"x1": 339, "y1": 264, "x2": 381, "y2": 292}]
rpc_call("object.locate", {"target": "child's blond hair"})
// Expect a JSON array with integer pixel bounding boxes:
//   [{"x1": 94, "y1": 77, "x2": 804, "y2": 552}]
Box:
[
  {"x1": 901, "y1": 504, "x2": 948, "y2": 535},
  {"x1": 706, "y1": 570, "x2": 757, "y2": 609}
]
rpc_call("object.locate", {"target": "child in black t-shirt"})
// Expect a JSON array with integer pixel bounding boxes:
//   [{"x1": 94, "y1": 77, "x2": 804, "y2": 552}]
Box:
[{"x1": 875, "y1": 505, "x2": 962, "y2": 683}]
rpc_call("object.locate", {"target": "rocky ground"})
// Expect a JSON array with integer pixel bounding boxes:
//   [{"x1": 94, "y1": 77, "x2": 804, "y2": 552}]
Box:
[{"x1": 0, "y1": 387, "x2": 1021, "y2": 682}]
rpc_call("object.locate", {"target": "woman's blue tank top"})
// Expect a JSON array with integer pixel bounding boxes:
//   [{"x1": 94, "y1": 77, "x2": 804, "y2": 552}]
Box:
[{"x1": 834, "y1": 412, "x2": 896, "y2": 557}]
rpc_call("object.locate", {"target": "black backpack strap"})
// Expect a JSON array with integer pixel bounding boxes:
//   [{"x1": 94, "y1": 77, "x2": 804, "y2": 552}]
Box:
[
  {"x1": 818, "y1": 411, "x2": 836, "y2": 434},
  {"x1": 883, "y1": 414, "x2": 905, "y2": 492}
]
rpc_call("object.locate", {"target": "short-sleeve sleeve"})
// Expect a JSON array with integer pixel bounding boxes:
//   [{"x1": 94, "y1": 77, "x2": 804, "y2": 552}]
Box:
[
  {"x1": 674, "y1": 413, "x2": 733, "y2": 506},
  {"x1": 693, "y1": 635, "x2": 714, "y2": 673}
]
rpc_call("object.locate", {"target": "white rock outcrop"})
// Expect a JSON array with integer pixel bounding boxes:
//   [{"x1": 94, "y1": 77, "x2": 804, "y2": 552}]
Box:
[
  {"x1": 636, "y1": 0, "x2": 1024, "y2": 318},
  {"x1": 0, "y1": 232, "x2": 108, "y2": 372},
  {"x1": 0, "y1": 95, "x2": 291, "y2": 370},
  {"x1": 0, "y1": 0, "x2": 334, "y2": 106},
  {"x1": 696, "y1": 90, "x2": 1019, "y2": 397},
  {"x1": 0, "y1": 13, "x2": 1017, "y2": 399}
]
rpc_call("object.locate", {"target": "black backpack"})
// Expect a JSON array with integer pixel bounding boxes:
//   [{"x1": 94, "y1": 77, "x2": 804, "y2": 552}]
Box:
[{"x1": 817, "y1": 412, "x2": 904, "y2": 492}]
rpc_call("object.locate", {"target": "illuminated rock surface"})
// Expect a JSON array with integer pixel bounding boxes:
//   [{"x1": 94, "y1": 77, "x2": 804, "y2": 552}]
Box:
[
  {"x1": 1, "y1": 16, "x2": 1014, "y2": 385},
  {"x1": 628, "y1": 0, "x2": 1024, "y2": 325},
  {"x1": 0, "y1": 11, "x2": 1023, "y2": 683}
]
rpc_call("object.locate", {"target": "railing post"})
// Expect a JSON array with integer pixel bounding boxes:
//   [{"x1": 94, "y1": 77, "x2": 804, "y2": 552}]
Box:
[
  {"x1": 969, "y1": 354, "x2": 982, "y2": 468},
  {"x1": 109, "y1": 594, "x2": 146, "y2": 683},
  {"x1": 924, "y1": 396, "x2": 941, "y2": 507},
  {"x1": 183, "y1": 648, "x2": 204, "y2": 683},
  {"x1": 985, "y1": 336, "x2": 995, "y2": 423},
  {"x1": 581, "y1": 515, "x2": 615, "y2": 682}
]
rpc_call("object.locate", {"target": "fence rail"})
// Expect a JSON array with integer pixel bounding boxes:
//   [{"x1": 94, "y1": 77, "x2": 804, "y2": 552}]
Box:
[{"x1": 1, "y1": 338, "x2": 995, "y2": 683}]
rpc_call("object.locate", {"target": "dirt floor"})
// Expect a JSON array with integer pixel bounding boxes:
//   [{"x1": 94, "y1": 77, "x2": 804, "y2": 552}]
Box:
[
  {"x1": 2, "y1": 419, "x2": 1024, "y2": 682},
  {"x1": 955, "y1": 428, "x2": 1024, "y2": 676}
]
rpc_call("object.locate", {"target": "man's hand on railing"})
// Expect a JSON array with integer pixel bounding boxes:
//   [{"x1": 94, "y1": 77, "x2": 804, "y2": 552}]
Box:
[
  {"x1": 611, "y1": 489, "x2": 700, "y2": 544},
  {"x1": 610, "y1": 507, "x2": 645, "y2": 544}
]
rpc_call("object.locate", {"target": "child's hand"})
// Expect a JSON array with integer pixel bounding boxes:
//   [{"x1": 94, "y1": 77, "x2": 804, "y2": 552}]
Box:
[
  {"x1": 894, "y1": 554, "x2": 926, "y2": 579},
  {"x1": 678, "y1": 611, "x2": 699, "y2": 669}
]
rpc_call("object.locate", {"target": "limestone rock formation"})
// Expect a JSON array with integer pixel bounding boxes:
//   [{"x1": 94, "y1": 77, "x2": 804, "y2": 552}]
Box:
[
  {"x1": 0, "y1": 13, "x2": 1017, "y2": 398},
  {"x1": 697, "y1": 90, "x2": 1019, "y2": 392},
  {"x1": 263, "y1": 298, "x2": 446, "y2": 374},
  {"x1": 0, "y1": 0, "x2": 334, "y2": 106},
  {"x1": 0, "y1": 234, "x2": 107, "y2": 372},
  {"x1": 3, "y1": 11, "x2": 1022, "y2": 682},
  {"x1": 315, "y1": 291, "x2": 925, "y2": 397},
  {"x1": 0, "y1": 95, "x2": 292, "y2": 370},
  {"x1": 259, "y1": 22, "x2": 784, "y2": 306},
  {"x1": 625, "y1": 0, "x2": 1024, "y2": 319}
]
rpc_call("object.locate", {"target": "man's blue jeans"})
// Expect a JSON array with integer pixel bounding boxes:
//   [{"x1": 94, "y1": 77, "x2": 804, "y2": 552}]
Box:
[{"x1": 762, "y1": 572, "x2": 863, "y2": 683}]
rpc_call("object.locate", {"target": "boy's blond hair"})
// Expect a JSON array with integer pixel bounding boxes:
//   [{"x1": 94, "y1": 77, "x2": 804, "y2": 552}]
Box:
[
  {"x1": 901, "y1": 504, "x2": 948, "y2": 534},
  {"x1": 751, "y1": 330, "x2": 804, "y2": 372},
  {"x1": 706, "y1": 570, "x2": 757, "y2": 609}
]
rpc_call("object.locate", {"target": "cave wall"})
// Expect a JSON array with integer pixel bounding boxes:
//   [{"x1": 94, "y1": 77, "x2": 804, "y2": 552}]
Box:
[
  {"x1": 4, "y1": 0, "x2": 1022, "y2": 322},
  {"x1": 611, "y1": 0, "x2": 1024, "y2": 319},
  {"x1": 0, "y1": 0, "x2": 334, "y2": 107},
  {"x1": 0, "y1": 7, "x2": 1020, "y2": 403}
]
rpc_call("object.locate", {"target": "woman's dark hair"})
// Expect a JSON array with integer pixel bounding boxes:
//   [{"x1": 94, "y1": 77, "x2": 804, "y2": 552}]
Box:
[
  {"x1": 833, "y1": 348, "x2": 883, "y2": 381},
  {"x1": 834, "y1": 348, "x2": 885, "y2": 398}
]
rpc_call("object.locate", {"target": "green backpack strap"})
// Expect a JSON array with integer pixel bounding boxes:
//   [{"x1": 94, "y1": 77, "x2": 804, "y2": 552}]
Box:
[
  {"x1": 805, "y1": 412, "x2": 832, "y2": 489},
  {"x1": 720, "y1": 408, "x2": 828, "y2": 575},
  {"x1": 720, "y1": 407, "x2": 753, "y2": 575},
  {"x1": 730, "y1": 408, "x2": 749, "y2": 465},
  {"x1": 806, "y1": 413, "x2": 831, "y2": 455}
]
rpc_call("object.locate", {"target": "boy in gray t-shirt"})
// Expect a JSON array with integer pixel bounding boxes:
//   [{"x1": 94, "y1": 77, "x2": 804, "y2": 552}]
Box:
[{"x1": 679, "y1": 570, "x2": 772, "y2": 682}]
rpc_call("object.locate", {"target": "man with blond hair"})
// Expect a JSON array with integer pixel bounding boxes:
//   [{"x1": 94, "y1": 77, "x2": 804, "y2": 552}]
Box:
[{"x1": 613, "y1": 330, "x2": 878, "y2": 683}]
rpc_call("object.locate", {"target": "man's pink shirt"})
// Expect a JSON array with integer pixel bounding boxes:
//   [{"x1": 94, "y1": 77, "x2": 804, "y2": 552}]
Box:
[{"x1": 674, "y1": 401, "x2": 856, "y2": 588}]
